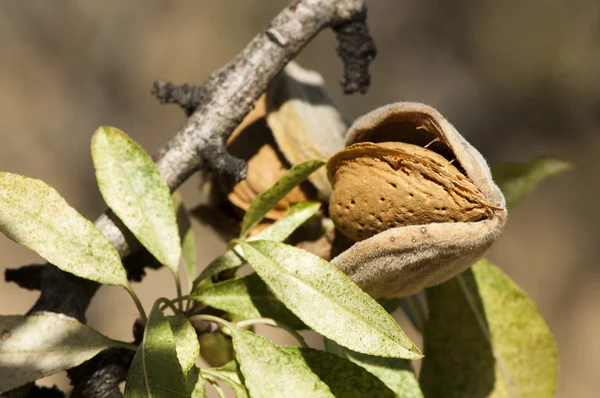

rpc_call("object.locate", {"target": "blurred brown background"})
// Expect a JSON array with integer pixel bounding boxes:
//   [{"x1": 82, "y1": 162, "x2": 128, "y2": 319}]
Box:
[{"x1": 0, "y1": 1, "x2": 598, "y2": 397}]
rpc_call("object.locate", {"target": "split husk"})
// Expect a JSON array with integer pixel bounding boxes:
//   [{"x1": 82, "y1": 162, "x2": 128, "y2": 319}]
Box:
[{"x1": 329, "y1": 102, "x2": 507, "y2": 298}]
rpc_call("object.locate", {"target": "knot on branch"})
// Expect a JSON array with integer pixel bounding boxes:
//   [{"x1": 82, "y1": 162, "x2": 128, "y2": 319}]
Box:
[
  {"x1": 333, "y1": 10, "x2": 377, "y2": 94},
  {"x1": 199, "y1": 143, "x2": 248, "y2": 186},
  {"x1": 152, "y1": 81, "x2": 206, "y2": 116},
  {"x1": 5, "y1": 264, "x2": 44, "y2": 291}
]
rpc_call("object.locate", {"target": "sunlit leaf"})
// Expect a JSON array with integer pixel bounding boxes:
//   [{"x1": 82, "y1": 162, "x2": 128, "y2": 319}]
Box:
[
  {"x1": 325, "y1": 339, "x2": 423, "y2": 398},
  {"x1": 492, "y1": 157, "x2": 571, "y2": 209},
  {"x1": 281, "y1": 346, "x2": 396, "y2": 398},
  {"x1": 195, "y1": 201, "x2": 321, "y2": 284},
  {"x1": 239, "y1": 241, "x2": 422, "y2": 359},
  {"x1": 92, "y1": 126, "x2": 181, "y2": 274},
  {"x1": 420, "y1": 260, "x2": 558, "y2": 397},
  {"x1": 240, "y1": 160, "x2": 324, "y2": 237},
  {"x1": 0, "y1": 313, "x2": 124, "y2": 393},
  {"x1": 0, "y1": 172, "x2": 128, "y2": 287},
  {"x1": 186, "y1": 366, "x2": 207, "y2": 398},
  {"x1": 231, "y1": 328, "x2": 333, "y2": 398},
  {"x1": 167, "y1": 314, "x2": 200, "y2": 374},
  {"x1": 191, "y1": 273, "x2": 305, "y2": 329},
  {"x1": 124, "y1": 302, "x2": 187, "y2": 397}
]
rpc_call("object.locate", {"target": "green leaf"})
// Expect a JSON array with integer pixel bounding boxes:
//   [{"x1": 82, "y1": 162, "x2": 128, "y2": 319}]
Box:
[
  {"x1": 191, "y1": 273, "x2": 305, "y2": 330},
  {"x1": 240, "y1": 160, "x2": 325, "y2": 237},
  {"x1": 281, "y1": 346, "x2": 397, "y2": 398},
  {"x1": 0, "y1": 172, "x2": 128, "y2": 287},
  {"x1": 420, "y1": 260, "x2": 558, "y2": 397},
  {"x1": 239, "y1": 241, "x2": 422, "y2": 359},
  {"x1": 92, "y1": 126, "x2": 181, "y2": 274},
  {"x1": 210, "y1": 361, "x2": 249, "y2": 397},
  {"x1": 492, "y1": 157, "x2": 571, "y2": 209},
  {"x1": 0, "y1": 313, "x2": 124, "y2": 393},
  {"x1": 231, "y1": 328, "x2": 333, "y2": 398},
  {"x1": 124, "y1": 302, "x2": 188, "y2": 398},
  {"x1": 186, "y1": 366, "x2": 207, "y2": 398},
  {"x1": 167, "y1": 314, "x2": 200, "y2": 374},
  {"x1": 324, "y1": 339, "x2": 423, "y2": 398},
  {"x1": 195, "y1": 201, "x2": 321, "y2": 284}
]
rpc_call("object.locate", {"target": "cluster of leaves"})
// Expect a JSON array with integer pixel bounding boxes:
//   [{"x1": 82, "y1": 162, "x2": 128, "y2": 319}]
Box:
[{"x1": 0, "y1": 126, "x2": 568, "y2": 397}]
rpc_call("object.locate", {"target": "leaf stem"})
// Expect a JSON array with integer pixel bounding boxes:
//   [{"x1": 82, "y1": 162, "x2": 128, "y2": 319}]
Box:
[
  {"x1": 206, "y1": 378, "x2": 227, "y2": 398},
  {"x1": 174, "y1": 272, "x2": 184, "y2": 311},
  {"x1": 111, "y1": 340, "x2": 138, "y2": 352},
  {"x1": 188, "y1": 314, "x2": 233, "y2": 330},
  {"x1": 236, "y1": 318, "x2": 308, "y2": 348},
  {"x1": 125, "y1": 284, "x2": 147, "y2": 323}
]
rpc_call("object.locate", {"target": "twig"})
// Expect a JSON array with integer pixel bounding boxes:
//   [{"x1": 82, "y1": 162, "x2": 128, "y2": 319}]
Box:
[{"x1": 4, "y1": 1, "x2": 375, "y2": 396}]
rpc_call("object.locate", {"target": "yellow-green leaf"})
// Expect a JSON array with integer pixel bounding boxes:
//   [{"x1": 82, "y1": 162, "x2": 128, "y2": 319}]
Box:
[
  {"x1": 167, "y1": 314, "x2": 200, "y2": 374},
  {"x1": 0, "y1": 313, "x2": 126, "y2": 393},
  {"x1": 420, "y1": 260, "x2": 558, "y2": 397},
  {"x1": 240, "y1": 160, "x2": 324, "y2": 237},
  {"x1": 240, "y1": 241, "x2": 422, "y2": 359},
  {"x1": 0, "y1": 172, "x2": 127, "y2": 287},
  {"x1": 92, "y1": 126, "x2": 181, "y2": 274},
  {"x1": 325, "y1": 339, "x2": 423, "y2": 398},
  {"x1": 191, "y1": 273, "x2": 305, "y2": 330},
  {"x1": 492, "y1": 158, "x2": 571, "y2": 209},
  {"x1": 124, "y1": 302, "x2": 187, "y2": 398},
  {"x1": 281, "y1": 347, "x2": 397, "y2": 398},
  {"x1": 231, "y1": 328, "x2": 333, "y2": 398},
  {"x1": 195, "y1": 201, "x2": 321, "y2": 284}
]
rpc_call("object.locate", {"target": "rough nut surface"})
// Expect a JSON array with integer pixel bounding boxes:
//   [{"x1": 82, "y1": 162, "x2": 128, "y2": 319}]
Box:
[{"x1": 328, "y1": 142, "x2": 492, "y2": 241}]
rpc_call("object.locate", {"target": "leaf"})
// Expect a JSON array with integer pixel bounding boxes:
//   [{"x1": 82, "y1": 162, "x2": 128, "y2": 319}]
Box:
[
  {"x1": 0, "y1": 172, "x2": 128, "y2": 287},
  {"x1": 230, "y1": 328, "x2": 333, "y2": 398},
  {"x1": 173, "y1": 191, "x2": 197, "y2": 291},
  {"x1": 281, "y1": 346, "x2": 397, "y2": 398},
  {"x1": 420, "y1": 260, "x2": 558, "y2": 398},
  {"x1": 491, "y1": 157, "x2": 571, "y2": 209},
  {"x1": 167, "y1": 315, "x2": 200, "y2": 374},
  {"x1": 324, "y1": 339, "x2": 423, "y2": 398},
  {"x1": 92, "y1": 126, "x2": 181, "y2": 274},
  {"x1": 239, "y1": 241, "x2": 422, "y2": 359},
  {"x1": 191, "y1": 273, "x2": 305, "y2": 330},
  {"x1": 186, "y1": 366, "x2": 207, "y2": 398},
  {"x1": 195, "y1": 201, "x2": 321, "y2": 284},
  {"x1": 124, "y1": 302, "x2": 188, "y2": 398},
  {"x1": 211, "y1": 361, "x2": 249, "y2": 398},
  {"x1": 0, "y1": 313, "x2": 123, "y2": 393},
  {"x1": 240, "y1": 160, "x2": 325, "y2": 237}
]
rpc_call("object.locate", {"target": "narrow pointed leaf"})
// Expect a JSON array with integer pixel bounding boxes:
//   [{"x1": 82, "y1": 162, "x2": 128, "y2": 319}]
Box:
[
  {"x1": 92, "y1": 126, "x2": 181, "y2": 274},
  {"x1": 231, "y1": 328, "x2": 333, "y2": 398},
  {"x1": 240, "y1": 160, "x2": 325, "y2": 237},
  {"x1": 0, "y1": 313, "x2": 124, "y2": 393},
  {"x1": 492, "y1": 157, "x2": 571, "y2": 209},
  {"x1": 281, "y1": 346, "x2": 396, "y2": 398},
  {"x1": 0, "y1": 172, "x2": 127, "y2": 286},
  {"x1": 324, "y1": 339, "x2": 423, "y2": 398},
  {"x1": 239, "y1": 241, "x2": 422, "y2": 359},
  {"x1": 186, "y1": 366, "x2": 207, "y2": 398},
  {"x1": 420, "y1": 260, "x2": 558, "y2": 397},
  {"x1": 191, "y1": 273, "x2": 305, "y2": 329},
  {"x1": 124, "y1": 303, "x2": 187, "y2": 397},
  {"x1": 167, "y1": 315, "x2": 200, "y2": 374},
  {"x1": 195, "y1": 201, "x2": 321, "y2": 284}
]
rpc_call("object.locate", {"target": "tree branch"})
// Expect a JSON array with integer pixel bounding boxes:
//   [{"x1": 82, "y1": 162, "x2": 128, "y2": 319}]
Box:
[{"x1": 4, "y1": 1, "x2": 375, "y2": 396}]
